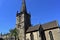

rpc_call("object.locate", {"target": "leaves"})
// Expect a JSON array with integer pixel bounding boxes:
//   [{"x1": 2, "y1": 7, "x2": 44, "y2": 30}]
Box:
[{"x1": 9, "y1": 28, "x2": 18, "y2": 36}]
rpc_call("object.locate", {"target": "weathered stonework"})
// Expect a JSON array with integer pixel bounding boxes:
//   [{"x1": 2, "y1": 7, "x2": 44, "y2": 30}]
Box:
[
  {"x1": 2, "y1": 0, "x2": 60, "y2": 40},
  {"x1": 26, "y1": 31, "x2": 41, "y2": 40},
  {"x1": 45, "y1": 28, "x2": 60, "y2": 40}
]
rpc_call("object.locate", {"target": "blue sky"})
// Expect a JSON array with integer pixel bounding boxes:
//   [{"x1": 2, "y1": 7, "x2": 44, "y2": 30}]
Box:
[{"x1": 0, "y1": 0, "x2": 60, "y2": 34}]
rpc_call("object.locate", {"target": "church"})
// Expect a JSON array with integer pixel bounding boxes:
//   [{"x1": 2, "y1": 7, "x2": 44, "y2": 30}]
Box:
[
  {"x1": 1, "y1": 0, "x2": 60, "y2": 40},
  {"x1": 16, "y1": 0, "x2": 60, "y2": 40}
]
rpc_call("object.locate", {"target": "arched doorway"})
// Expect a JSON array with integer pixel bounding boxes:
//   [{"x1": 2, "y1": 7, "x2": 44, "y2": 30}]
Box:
[{"x1": 0, "y1": 38, "x2": 4, "y2": 40}]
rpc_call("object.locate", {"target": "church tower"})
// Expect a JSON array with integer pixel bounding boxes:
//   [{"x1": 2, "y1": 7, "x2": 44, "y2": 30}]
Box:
[{"x1": 16, "y1": 0, "x2": 31, "y2": 40}]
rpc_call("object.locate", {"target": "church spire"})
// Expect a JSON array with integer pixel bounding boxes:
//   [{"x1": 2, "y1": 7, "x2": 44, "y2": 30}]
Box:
[{"x1": 20, "y1": 0, "x2": 27, "y2": 13}]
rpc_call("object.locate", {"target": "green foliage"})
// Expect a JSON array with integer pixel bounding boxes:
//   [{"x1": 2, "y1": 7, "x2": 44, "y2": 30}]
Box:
[
  {"x1": 10, "y1": 28, "x2": 19, "y2": 40},
  {"x1": 10, "y1": 28, "x2": 18, "y2": 36}
]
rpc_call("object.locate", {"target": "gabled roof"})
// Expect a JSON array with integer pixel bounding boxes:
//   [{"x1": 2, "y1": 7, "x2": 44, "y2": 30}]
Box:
[
  {"x1": 26, "y1": 20, "x2": 59, "y2": 33},
  {"x1": 26, "y1": 24, "x2": 40, "y2": 32},
  {"x1": 42, "y1": 20, "x2": 58, "y2": 30}
]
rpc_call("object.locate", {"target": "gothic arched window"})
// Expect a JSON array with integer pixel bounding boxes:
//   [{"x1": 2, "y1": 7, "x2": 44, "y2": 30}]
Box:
[{"x1": 49, "y1": 31, "x2": 54, "y2": 40}]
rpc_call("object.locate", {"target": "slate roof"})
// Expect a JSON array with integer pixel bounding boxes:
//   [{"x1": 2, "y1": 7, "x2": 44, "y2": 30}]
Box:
[
  {"x1": 26, "y1": 20, "x2": 59, "y2": 33},
  {"x1": 26, "y1": 24, "x2": 40, "y2": 32},
  {"x1": 42, "y1": 20, "x2": 58, "y2": 30}
]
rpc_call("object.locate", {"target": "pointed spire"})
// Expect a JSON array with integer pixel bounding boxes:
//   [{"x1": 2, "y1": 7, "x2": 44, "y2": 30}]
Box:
[{"x1": 20, "y1": 0, "x2": 27, "y2": 13}]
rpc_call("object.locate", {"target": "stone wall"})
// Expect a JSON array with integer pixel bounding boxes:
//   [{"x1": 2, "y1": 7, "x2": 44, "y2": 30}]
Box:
[
  {"x1": 45, "y1": 28, "x2": 60, "y2": 40},
  {"x1": 26, "y1": 31, "x2": 41, "y2": 40},
  {"x1": 33, "y1": 31, "x2": 40, "y2": 40},
  {"x1": 26, "y1": 33, "x2": 31, "y2": 40}
]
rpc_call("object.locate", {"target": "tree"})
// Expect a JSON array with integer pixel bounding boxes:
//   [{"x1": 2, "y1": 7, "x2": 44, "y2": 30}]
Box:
[{"x1": 10, "y1": 28, "x2": 18, "y2": 40}]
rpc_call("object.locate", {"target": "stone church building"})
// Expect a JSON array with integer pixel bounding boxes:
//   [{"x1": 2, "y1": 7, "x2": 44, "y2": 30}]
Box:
[
  {"x1": 1, "y1": 0, "x2": 60, "y2": 40},
  {"x1": 16, "y1": 0, "x2": 60, "y2": 40}
]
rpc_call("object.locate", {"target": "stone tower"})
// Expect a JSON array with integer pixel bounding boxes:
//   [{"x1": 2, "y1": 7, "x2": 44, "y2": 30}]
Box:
[{"x1": 16, "y1": 0, "x2": 31, "y2": 40}]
